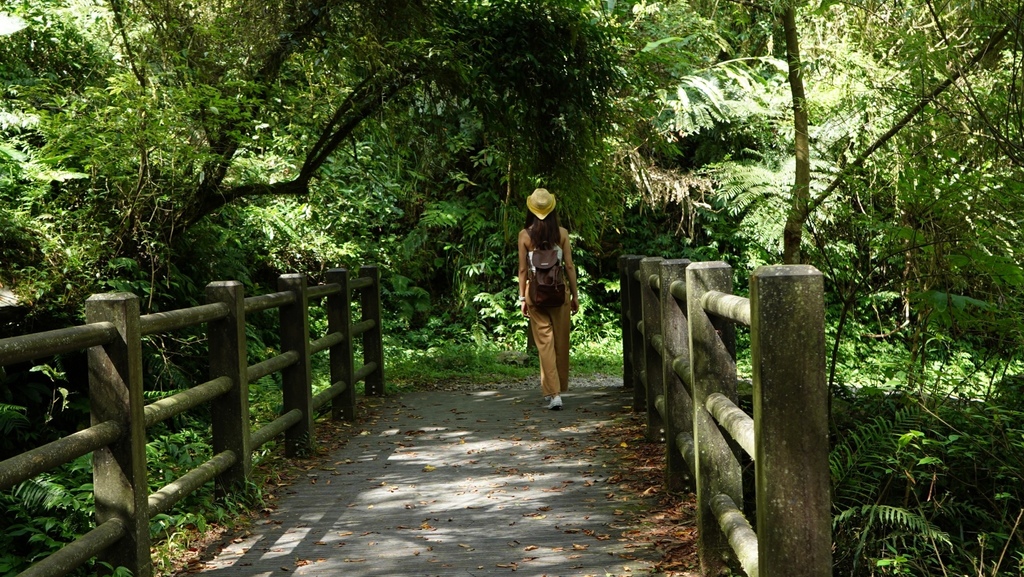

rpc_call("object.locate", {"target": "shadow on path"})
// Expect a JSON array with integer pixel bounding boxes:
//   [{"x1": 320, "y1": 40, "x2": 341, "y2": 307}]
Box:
[{"x1": 186, "y1": 385, "x2": 663, "y2": 576}]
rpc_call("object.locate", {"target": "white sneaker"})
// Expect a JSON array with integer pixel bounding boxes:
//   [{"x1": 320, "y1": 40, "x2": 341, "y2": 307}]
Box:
[{"x1": 548, "y1": 395, "x2": 563, "y2": 410}]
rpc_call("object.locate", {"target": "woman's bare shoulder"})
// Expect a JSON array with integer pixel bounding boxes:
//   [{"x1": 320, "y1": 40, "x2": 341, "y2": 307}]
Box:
[{"x1": 518, "y1": 228, "x2": 532, "y2": 249}]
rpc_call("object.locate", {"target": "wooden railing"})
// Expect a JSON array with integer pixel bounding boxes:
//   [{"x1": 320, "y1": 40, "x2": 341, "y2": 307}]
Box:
[
  {"x1": 619, "y1": 256, "x2": 831, "y2": 577},
  {"x1": 0, "y1": 266, "x2": 384, "y2": 577}
]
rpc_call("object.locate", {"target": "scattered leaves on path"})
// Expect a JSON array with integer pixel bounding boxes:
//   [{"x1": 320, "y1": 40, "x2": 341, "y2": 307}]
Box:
[
  {"x1": 595, "y1": 411, "x2": 700, "y2": 576},
  {"x1": 167, "y1": 391, "x2": 699, "y2": 575}
]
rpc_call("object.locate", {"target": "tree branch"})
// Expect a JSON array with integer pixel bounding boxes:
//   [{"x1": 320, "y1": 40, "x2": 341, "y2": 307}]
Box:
[
  {"x1": 107, "y1": 0, "x2": 147, "y2": 88},
  {"x1": 808, "y1": 25, "x2": 1011, "y2": 214},
  {"x1": 193, "y1": 1, "x2": 334, "y2": 213},
  {"x1": 188, "y1": 179, "x2": 312, "y2": 227},
  {"x1": 186, "y1": 68, "x2": 415, "y2": 227},
  {"x1": 300, "y1": 70, "x2": 414, "y2": 180}
]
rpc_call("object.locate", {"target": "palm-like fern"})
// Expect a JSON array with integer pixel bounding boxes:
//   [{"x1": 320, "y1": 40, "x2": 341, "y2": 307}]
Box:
[
  {"x1": 13, "y1": 476, "x2": 72, "y2": 512},
  {"x1": 836, "y1": 503, "x2": 953, "y2": 576},
  {"x1": 829, "y1": 406, "x2": 951, "y2": 575},
  {"x1": 830, "y1": 406, "x2": 922, "y2": 506},
  {"x1": 655, "y1": 59, "x2": 786, "y2": 137},
  {"x1": 0, "y1": 403, "x2": 29, "y2": 436}
]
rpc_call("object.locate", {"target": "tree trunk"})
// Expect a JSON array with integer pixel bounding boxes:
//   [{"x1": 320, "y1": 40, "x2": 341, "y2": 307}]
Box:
[{"x1": 782, "y1": 5, "x2": 810, "y2": 265}]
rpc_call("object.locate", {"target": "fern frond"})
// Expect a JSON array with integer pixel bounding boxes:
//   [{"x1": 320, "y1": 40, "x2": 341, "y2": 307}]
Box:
[
  {"x1": 830, "y1": 406, "x2": 922, "y2": 510},
  {"x1": 13, "y1": 476, "x2": 70, "y2": 511},
  {"x1": 835, "y1": 504, "x2": 952, "y2": 547},
  {"x1": 711, "y1": 161, "x2": 788, "y2": 217},
  {"x1": 656, "y1": 58, "x2": 787, "y2": 137},
  {"x1": 0, "y1": 403, "x2": 29, "y2": 435}
]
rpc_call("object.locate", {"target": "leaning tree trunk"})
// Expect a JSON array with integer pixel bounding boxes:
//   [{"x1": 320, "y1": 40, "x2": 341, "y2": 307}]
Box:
[{"x1": 781, "y1": 4, "x2": 810, "y2": 265}]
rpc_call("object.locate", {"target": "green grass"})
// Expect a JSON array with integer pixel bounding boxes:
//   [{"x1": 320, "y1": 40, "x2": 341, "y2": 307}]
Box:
[{"x1": 383, "y1": 335, "x2": 624, "y2": 392}]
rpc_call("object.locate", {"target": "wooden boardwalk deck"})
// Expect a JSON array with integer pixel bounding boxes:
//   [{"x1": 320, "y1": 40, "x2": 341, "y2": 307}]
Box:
[{"x1": 188, "y1": 385, "x2": 662, "y2": 577}]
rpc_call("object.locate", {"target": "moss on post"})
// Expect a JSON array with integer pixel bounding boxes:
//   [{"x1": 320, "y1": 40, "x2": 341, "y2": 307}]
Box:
[
  {"x1": 660, "y1": 259, "x2": 693, "y2": 493},
  {"x1": 86, "y1": 292, "x2": 151, "y2": 577},
  {"x1": 686, "y1": 262, "x2": 741, "y2": 576},
  {"x1": 207, "y1": 280, "x2": 251, "y2": 491},
  {"x1": 279, "y1": 274, "x2": 313, "y2": 457},
  {"x1": 751, "y1": 265, "x2": 831, "y2": 577}
]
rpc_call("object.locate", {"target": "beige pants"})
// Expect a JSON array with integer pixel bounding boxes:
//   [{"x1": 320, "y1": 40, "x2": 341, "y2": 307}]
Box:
[{"x1": 529, "y1": 302, "x2": 571, "y2": 397}]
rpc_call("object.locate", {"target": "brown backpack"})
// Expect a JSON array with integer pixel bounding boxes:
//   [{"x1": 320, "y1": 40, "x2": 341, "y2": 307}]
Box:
[{"x1": 529, "y1": 241, "x2": 566, "y2": 307}]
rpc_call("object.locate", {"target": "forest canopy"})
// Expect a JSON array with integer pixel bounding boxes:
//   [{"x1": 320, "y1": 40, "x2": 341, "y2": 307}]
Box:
[
  {"x1": 2, "y1": 0, "x2": 1024, "y2": 574},
  {"x1": 1, "y1": 0, "x2": 625, "y2": 326}
]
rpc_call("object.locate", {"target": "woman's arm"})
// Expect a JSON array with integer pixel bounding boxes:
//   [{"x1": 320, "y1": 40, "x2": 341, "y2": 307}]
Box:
[
  {"x1": 560, "y1": 227, "x2": 579, "y2": 314},
  {"x1": 517, "y1": 229, "x2": 531, "y2": 316}
]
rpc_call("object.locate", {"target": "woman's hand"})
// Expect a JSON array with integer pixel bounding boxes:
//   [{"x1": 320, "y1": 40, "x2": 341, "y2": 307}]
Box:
[
  {"x1": 521, "y1": 300, "x2": 530, "y2": 317},
  {"x1": 570, "y1": 296, "x2": 579, "y2": 315}
]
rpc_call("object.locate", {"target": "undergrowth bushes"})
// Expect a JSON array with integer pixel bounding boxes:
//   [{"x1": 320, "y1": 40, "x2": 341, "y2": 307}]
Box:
[{"x1": 831, "y1": 393, "x2": 1024, "y2": 576}]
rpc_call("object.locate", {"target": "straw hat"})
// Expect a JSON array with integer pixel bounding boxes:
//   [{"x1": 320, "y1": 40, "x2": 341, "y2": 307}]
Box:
[{"x1": 527, "y1": 188, "x2": 556, "y2": 219}]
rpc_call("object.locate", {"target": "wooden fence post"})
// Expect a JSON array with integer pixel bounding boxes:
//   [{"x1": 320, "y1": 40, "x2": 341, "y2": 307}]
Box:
[
  {"x1": 686, "y1": 262, "x2": 741, "y2": 576},
  {"x1": 660, "y1": 259, "x2": 693, "y2": 493},
  {"x1": 279, "y1": 273, "x2": 312, "y2": 457},
  {"x1": 640, "y1": 257, "x2": 664, "y2": 442},
  {"x1": 360, "y1": 265, "x2": 385, "y2": 396},
  {"x1": 619, "y1": 255, "x2": 639, "y2": 391},
  {"x1": 750, "y1": 265, "x2": 831, "y2": 577},
  {"x1": 207, "y1": 281, "x2": 250, "y2": 490},
  {"x1": 85, "y1": 293, "x2": 151, "y2": 577},
  {"x1": 624, "y1": 255, "x2": 645, "y2": 412},
  {"x1": 327, "y1": 268, "x2": 356, "y2": 421}
]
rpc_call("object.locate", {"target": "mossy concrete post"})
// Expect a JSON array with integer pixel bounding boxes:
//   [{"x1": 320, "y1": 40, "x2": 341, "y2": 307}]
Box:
[
  {"x1": 327, "y1": 268, "x2": 356, "y2": 421},
  {"x1": 624, "y1": 255, "x2": 645, "y2": 412},
  {"x1": 86, "y1": 293, "x2": 152, "y2": 577},
  {"x1": 750, "y1": 265, "x2": 831, "y2": 577},
  {"x1": 207, "y1": 281, "x2": 250, "y2": 491},
  {"x1": 639, "y1": 257, "x2": 664, "y2": 442},
  {"x1": 660, "y1": 259, "x2": 693, "y2": 493},
  {"x1": 279, "y1": 273, "x2": 313, "y2": 457},
  {"x1": 360, "y1": 265, "x2": 385, "y2": 396},
  {"x1": 686, "y1": 262, "x2": 741, "y2": 576},
  {"x1": 618, "y1": 255, "x2": 640, "y2": 392}
]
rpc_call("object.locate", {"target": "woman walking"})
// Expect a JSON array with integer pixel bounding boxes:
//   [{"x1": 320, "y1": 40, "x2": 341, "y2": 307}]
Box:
[{"x1": 517, "y1": 188, "x2": 579, "y2": 410}]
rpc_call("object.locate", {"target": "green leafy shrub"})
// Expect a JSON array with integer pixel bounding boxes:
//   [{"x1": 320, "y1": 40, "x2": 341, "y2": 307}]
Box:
[
  {"x1": 831, "y1": 394, "x2": 1024, "y2": 576},
  {"x1": 0, "y1": 455, "x2": 94, "y2": 575}
]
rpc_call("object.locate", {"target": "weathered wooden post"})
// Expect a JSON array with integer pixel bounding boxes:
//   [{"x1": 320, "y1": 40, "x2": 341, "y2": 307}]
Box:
[
  {"x1": 619, "y1": 255, "x2": 640, "y2": 391},
  {"x1": 207, "y1": 281, "x2": 251, "y2": 490},
  {"x1": 640, "y1": 257, "x2": 664, "y2": 442},
  {"x1": 686, "y1": 262, "x2": 741, "y2": 575},
  {"x1": 327, "y1": 268, "x2": 356, "y2": 421},
  {"x1": 86, "y1": 293, "x2": 151, "y2": 577},
  {"x1": 750, "y1": 265, "x2": 831, "y2": 577},
  {"x1": 660, "y1": 259, "x2": 693, "y2": 493},
  {"x1": 360, "y1": 265, "x2": 385, "y2": 396},
  {"x1": 279, "y1": 273, "x2": 313, "y2": 457},
  {"x1": 624, "y1": 255, "x2": 645, "y2": 412}
]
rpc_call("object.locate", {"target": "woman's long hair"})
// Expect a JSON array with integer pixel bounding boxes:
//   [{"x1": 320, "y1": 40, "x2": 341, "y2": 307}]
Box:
[{"x1": 525, "y1": 211, "x2": 561, "y2": 248}]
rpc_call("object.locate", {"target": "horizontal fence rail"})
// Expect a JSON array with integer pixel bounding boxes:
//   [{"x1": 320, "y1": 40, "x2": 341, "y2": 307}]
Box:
[
  {"x1": 0, "y1": 265, "x2": 385, "y2": 577},
  {"x1": 620, "y1": 256, "x2": 831, "y2": 577}
]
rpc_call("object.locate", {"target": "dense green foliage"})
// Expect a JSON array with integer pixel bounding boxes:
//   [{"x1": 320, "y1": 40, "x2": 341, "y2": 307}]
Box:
[{"x1": 2, "y1": 0, "x2": 1024, "y2": 574}]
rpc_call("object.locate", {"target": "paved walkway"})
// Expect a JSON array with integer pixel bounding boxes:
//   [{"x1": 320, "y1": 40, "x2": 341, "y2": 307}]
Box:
[{"x1": 191, "y1": 385, "x2": 660, "y2": 576}]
